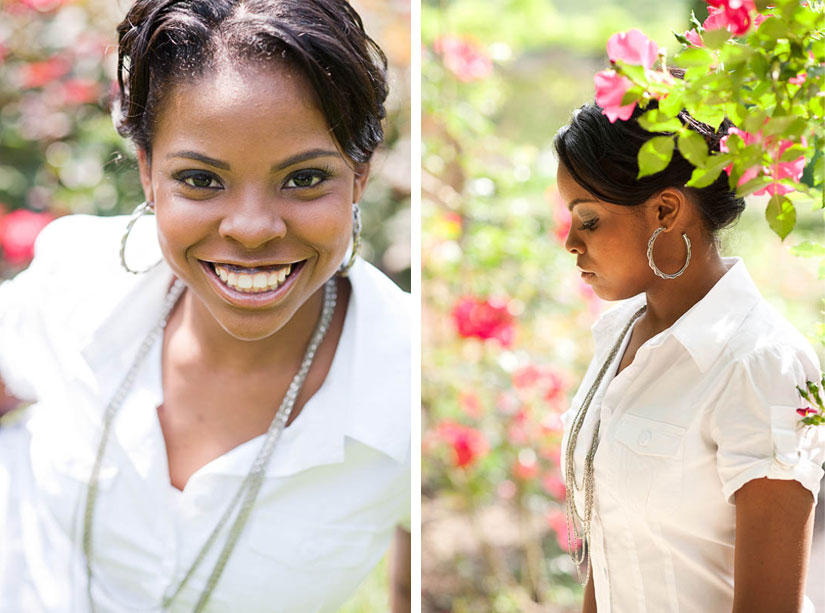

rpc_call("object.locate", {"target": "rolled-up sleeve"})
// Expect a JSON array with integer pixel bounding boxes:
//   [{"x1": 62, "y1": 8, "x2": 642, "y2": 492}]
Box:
[{"x1": 710, "y1": 345, "x2": 825, "y2": 504}]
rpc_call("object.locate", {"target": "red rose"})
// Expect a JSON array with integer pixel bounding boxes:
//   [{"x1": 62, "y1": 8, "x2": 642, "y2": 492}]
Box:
[
  {"x1": 452, "y1": 295, "x2": 515, "y2": 346},
  {"x1": 435, "y1": 421, "x2": 489, "y2": 469},
  {"x1": 0, "y1": 209, "x2": 54, "y2": 266}
]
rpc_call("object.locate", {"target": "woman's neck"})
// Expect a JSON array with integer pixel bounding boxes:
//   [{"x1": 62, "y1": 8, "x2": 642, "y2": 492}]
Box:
[
  {"x1": 642, "y1": 245, "x2": 730, "y2": 335},
  {"x1": 164, "y1": 282, "x2": 328, "y2": 375}
]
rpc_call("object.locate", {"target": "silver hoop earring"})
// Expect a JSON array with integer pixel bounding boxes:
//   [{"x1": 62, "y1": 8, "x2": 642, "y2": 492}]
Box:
[
  {"x1": 120, "y1": 201, "x2": 162, "y2": 274},
  {"x1": 337, "y1": 202, "x2": 361, "y2": 277},
  {"x1": 647, "y1": 227, "x2": 691, "y2": 280}
]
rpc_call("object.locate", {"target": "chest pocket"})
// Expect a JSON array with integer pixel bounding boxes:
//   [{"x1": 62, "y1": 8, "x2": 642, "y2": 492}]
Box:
[{"x1": 612, "y1": 414, "x2": 685, "y2": 514}]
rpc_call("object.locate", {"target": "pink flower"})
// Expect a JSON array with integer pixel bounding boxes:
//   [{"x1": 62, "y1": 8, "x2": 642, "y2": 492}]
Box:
[
  {"x1": 17, "y1": 0, "x2": 70, "y2": 11},
  {"x1": 542, "y1": 474, "x2": 566, "y2": 500},
  {"x1": 0, "y1": 209, "x2": 54, "y2": 266},
  {"x1": 607, "y1": 29, "x2": 659, "y2": 70},
  {"x1": 759, "y1": 138, "x2": 807, "y2": 196},
  {"x1": 452, "y1": 295, "x2": 515, "y2": 346},
  {"x1": 704, "y1": 0, "x2": 758, "y2": 36},
  {"x1": 594, "y1": 69, "x2": 635, "y2": 123},
  {"x1": 720, "y1": 128, "x2": 807, "y2": 196},
  {"x1": 797, "y1": 407, "x2": 818, "y2": 417},
  {"x1": 684, "y1": 29, "x2": 704, "y2": 47},
  {"x1": 547, "y1": 510, "x2": 577, "y2": 552},
  {"x1": 459, "y1": 390, "x2": 482, "y2": 418},
  {"x1": 61, "y1": 79, "x2": 100, "y2": 105},
  {"x1": 513, "y1": 451, "x2": 539, "y2": 481},
  {"x1": 548, "y1": 187, "x2": 571, "y2": 244},
  {"x1": 789, "y1": 73, "x2": 807, "y2": 86},
  {"x1": 434, "y1": 35, "x2": 492, "y2": 83},
  {"x1": 20, "y1": 56, "x2": 70, "y2": 88},
  {"x1": 435, "y1": 421, "x2": 489, "y2": 468},
  {"x1": 512, "y1": 364, "x2": 567, "y2": 406}
]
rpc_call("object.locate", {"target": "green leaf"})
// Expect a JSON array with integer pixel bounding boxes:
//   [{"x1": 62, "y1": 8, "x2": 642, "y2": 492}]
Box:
[
  {"x1": 690, "y1": 104, "x2": 726, "y2": 129},
  {"x1": 637, "y1": 136, "x2": 675, "y2": 179},
  {"x1": 686, "y1": 154, "x2": 732, "y2": 188},
  {"x1": 765, "y1": 194, "x2": 796, "y2": 240},
  {"x1": 704, "y1": 28, "x2": 732, "y2": 50},
  {"x1": 678, "y1": 130, "x2": 710, "y2": 167},
  {"x1": 658, "y1": 90, "x2": 684, "y2": 118},
  {"x1": 687, "y1": 164, "x2": 725, "y2": 188},
  {"x1": 736, "y1": 176, "x2": 774, "y2": 198},
  {"x1": 790, "y1": 241, "x2": 825, "y2": 257},
  {"x1": 748, "y1": 52, "x2": 769, "y2": 79},
  {"x1": 762, "y1": 116, "x2": 807, "y2": 138},
  {"x1": 638, "y1": 109, "x2": 683, "y2": 133},
  {"x1": 779, "y1": 145, "x2": 806, "y2": 162},
  {"x1": 674, "y1": 47, "x2": 716, "y2": 69},
  {"x1": 616, "y1": 62, "x2": 649, "y2": 87}
]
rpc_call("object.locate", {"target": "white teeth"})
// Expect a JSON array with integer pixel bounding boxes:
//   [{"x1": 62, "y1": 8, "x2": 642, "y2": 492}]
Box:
[
  {"x1": 237, "y1": 274, "x2": 253, "y2": 289},
  {"x1": 210, "y1": 262, "x2": 295, "y2": 293},
  {"x1": 253, "y1": 273, "x2": 268, "y2": 289}
]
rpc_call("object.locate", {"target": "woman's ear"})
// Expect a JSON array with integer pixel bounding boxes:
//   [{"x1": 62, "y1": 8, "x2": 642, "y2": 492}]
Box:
[
  {"x1": 351, "y1": 162, "x2": 371, "y2": 204},
  {"x1": 136, "y1": 148, "x2": 155, "y2": 204},
  {"x1": 655, "y1": 188, "x2": 686, "y2": 231}
]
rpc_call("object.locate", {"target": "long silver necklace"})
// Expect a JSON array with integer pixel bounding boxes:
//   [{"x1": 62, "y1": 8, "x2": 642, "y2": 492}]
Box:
[
  {"x1": 564, "y1": 305, "x2": 646, "y2": 585},
  {"x1": 82, "y1": 277, "x2": 338, "y2": 612}
]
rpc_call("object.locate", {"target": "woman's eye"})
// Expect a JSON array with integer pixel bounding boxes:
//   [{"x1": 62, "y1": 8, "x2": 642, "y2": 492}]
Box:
[
  {"x1": 578, "y1": 219, "x2": 599, "y2": 231},
  {"x1": 284, "y1": 169, "x2": 329, "y2": 189},
  {"x1": 174, "y1": 170, "x2": 222, "y2": 190}
]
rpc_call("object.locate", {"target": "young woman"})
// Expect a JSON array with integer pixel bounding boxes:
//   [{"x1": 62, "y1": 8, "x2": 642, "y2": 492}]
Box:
[
  {"x1": 0, "y1": 1, "x2": 410, "y2": 611},
  {"x1": 556, "y1": 103, "x2": 823, "y2": 613}
]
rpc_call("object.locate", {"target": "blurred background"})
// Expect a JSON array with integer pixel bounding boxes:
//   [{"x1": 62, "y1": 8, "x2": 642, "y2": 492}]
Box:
[
  {"x1": 421, "y1": 0, "x2": 824, "y2": 611},
  {"x1": 0, "y1": 0, "x2": 409, "y2": 609}
]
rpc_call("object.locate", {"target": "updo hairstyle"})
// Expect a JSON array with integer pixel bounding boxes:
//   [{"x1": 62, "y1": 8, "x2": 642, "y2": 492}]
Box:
[
  {"x1": 553, "y1": 102, "x2": 746, "y2": 236},
  {"x1": 115, "y1": 0, "x2": 389, "y2": 164}
]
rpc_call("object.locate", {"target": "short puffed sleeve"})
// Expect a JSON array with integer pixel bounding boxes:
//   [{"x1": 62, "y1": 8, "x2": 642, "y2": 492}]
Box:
[{"x1": 709, "y1": 344, "x2": 825, "y2": 504}]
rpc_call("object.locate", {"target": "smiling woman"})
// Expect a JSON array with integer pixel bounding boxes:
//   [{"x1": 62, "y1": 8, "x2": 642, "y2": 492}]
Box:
[{"x1": 0, "y1": 1, "x2": 410, "y2": 612}]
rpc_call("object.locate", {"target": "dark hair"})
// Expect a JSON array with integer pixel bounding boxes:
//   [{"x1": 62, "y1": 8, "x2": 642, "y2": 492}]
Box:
[
  {"x1": 115, "y1": 0, "x2": 388, "y2": 164},
  {"x1": 553, "y1": 101, "x2": 746, "y2": 235}
]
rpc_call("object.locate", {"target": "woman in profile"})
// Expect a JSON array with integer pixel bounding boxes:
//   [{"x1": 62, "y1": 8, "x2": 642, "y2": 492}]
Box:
[
  {"x1": 0, "y1": 1, "x2": 410, "y2": 611},
  {"x1": 556, "y1": 102, "x2": 822, "y2": 612}
]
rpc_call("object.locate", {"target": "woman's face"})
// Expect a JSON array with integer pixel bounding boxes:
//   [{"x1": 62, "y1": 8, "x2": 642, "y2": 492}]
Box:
[
  {"x1": 137, "y1": 62, "x2": 368, "y2": 341},
  {"x1": 556, "y1": 164, "x2": 656, "y2": 302}
]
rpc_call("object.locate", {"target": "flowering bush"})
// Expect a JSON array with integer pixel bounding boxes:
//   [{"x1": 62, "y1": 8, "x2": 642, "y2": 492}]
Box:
[{"x1": 597, "y1": 0, "x2": 824, "y2": 241}]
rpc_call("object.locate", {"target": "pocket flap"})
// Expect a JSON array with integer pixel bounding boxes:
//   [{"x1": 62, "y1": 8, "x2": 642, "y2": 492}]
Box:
[{"x1": 615, "y1": 414, "x2": 685, "y2": 458}]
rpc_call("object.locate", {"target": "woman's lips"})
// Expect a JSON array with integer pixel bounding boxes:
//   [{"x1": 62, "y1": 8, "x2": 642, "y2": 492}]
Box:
[
  {"x1": 577, "y1": 265, "x2": 595, "y2": 281},
  {"x1": 199, "y1": 259, "x2": 305, "y2": 307}
]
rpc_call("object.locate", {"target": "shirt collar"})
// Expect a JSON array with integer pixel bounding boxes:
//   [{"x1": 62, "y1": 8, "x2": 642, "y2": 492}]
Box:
[
  {"x1": 667, "y1": 257, "x2": 761, "y2": 373},
  {"x1": 591, "y1": 257, "x2": 760, "y2": 374}
]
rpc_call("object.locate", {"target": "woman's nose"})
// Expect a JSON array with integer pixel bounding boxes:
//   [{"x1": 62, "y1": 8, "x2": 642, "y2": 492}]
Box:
[
  {"x1": 565, "y1": 226, "x2": 584, "y2": 255},
  {"x1": 218, "y1": 190, "x2": 287, "y2": 249}
]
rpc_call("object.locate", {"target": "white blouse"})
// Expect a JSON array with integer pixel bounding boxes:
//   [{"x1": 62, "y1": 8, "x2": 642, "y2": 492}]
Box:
[
  {"x1": 0, "y1": 214, "x2": 411, "y2": 612},
  {"x1": 562, "y1": 257, "x2": 824, "y2": 613}
]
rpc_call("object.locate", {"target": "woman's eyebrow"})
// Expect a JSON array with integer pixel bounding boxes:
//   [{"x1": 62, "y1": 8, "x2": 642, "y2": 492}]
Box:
[
  {"x1": 271, "y1": 149, "x2": 342, "y2": 171},
  {"x1": 568, "y1": 197, "x2": 597, "y2": 211},
  {"x1": 165, "y1": 148, "x2": 342, "y2": 172},
  {"x1": 167, "y1": 150, "x2": 230, "y2": 170}
]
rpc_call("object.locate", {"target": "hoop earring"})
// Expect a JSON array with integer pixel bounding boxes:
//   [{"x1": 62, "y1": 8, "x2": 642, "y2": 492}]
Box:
[
  {"x1": 337, "y1": 202, "x2": 361, "y2": 277},
  {"x1": 120, "y1": 201, "x2": 162, "y2": 274},
  {"x1": 647, "y1": 227, "x2": 691, "y2": 280}
]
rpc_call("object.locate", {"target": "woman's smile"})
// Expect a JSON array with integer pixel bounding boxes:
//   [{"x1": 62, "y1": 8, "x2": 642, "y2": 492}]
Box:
[{"x1": 199, "y1": 258, "x2": 306, "y2": 308}]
